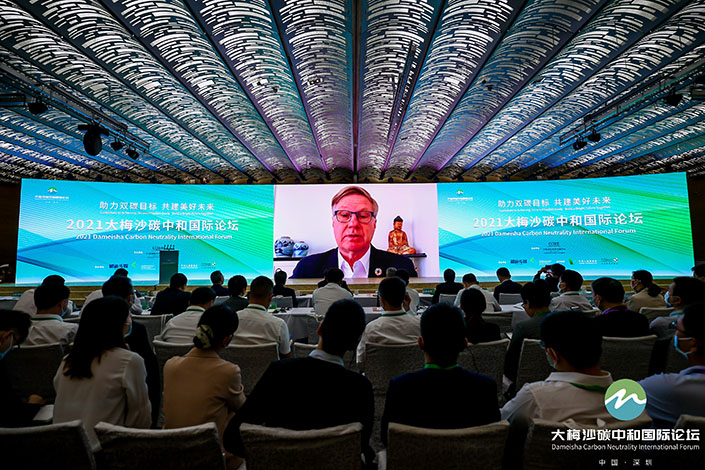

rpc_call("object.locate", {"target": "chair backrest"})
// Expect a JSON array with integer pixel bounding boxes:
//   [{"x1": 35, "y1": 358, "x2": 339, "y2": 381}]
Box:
[
  {"x1": 152, "y1": 340, "x2": 192, "y2": 392},
  {"x1": 3, "y1": 342, "x2": 64, "y2": 402},
  {"x1": 0, "y1": 298, "x2": 18, "y2": 309},
  {"x1": 499, "y1": 293, "x2": 523, "y2": 305},
  {"x1": 438, "y1": 294, "x2": 456, "y2": 305},
  {"x1": 386, "y1": 421, "x2": 510, "y2": 470},
  {"x1": 673, "y1": 414, "x2": 705, "y2": 465},
  {"x1": 457, "y1": 339, "x2": 509, "y2": 403},
  {"x1": 515, "y1": 339, "x2": 552, "y2": 392},
  {"x1": 0, "y1": 420, "x2": 95, "y2": 470},
  {"x1": 601, "y1": 335, "x2": 657, "y2": 381},
  {"x1": 305, "y1": 314, "x2": 321, "y2": 344},
  {"x1": 524, "y1": 415, "x2": 652, "y2": 470},
  {"x1": 511, "y1": 309, "x2": 530, "y2": 329},
  {"x1": 639, "y1": 306, "x2": 674, "y2": 322},
  {"x1": 664, "y1": 339, "x2": 691, "y2": 373},
  {"x1": 272, "y1": 295, "x2": 293, "y2": 309},
  {"x1": 292, "y1": 342, "x2": 316, "y2": 359},
  {"x1": 213, "y1": 296, "x2": 229, "y2": 305},
  {"x1": 483, "y1": 313, "x2": 513, "y2": 334},
  {"x1": 675, "y1": 414, "x2": 705, "y2": 430},
  {"x1": 95, "y1": 421, "x2": 224, "y2": 470},
  {"x1": 363, "y1": 343, "x2": 425, "y2": 394},
  {"x1": 132, "y1": 314, "x2": 173, "y2": 344},
  {"x1": 240, "y1": 422, "x2": 362, "y2": 470},
  {"x1": 219, "y1": 343, "x2": 279, "y2": 394}
]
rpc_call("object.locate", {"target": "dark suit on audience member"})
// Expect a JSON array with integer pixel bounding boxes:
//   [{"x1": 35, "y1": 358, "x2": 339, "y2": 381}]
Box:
[
  {"x1": 223, "y1": 296, "x2": 249, "y2": 312},
  {"x1": 125, "y1": 321, "x2": 160, "y2": 427},
  {"x1": 273, "y1": 285, "x2": 298, "y2": 308},
  {"x1": 291, "y1": 246, "x2": 416, "y2": 279},
  {"x1": 225, "y1": 357, "x2": 374, "y2": 461},
  {"x1": 150, "y1": 287, "x2": 191, "y2": 316},
  {"x1": 381, "y1": 367, "x2": 500, "y2": 446},
  {"x1": 592, "y1": 306, "x2": 650, "y2": 338},
  {"x1": 432, "y1": 281, "x2": 464, "y2": 304},
  {"x1": 0, "y1": 360, "x2": 41, "y2": 427},
  {"x1": 504, "y1": 311, "x2": 551, "y2": 384},
  {"x1": 466, "y1": 319, "x2": 502, "y2": 344},
  {"x1": 533, "y1": 274, "x2": 559, "y2": 293},
  {"x1": 211, "y1": 285, "x2": 230, "y2": 297},
  {"x1": 493, "y1": 279, "x2": 523, "y2": 301}
]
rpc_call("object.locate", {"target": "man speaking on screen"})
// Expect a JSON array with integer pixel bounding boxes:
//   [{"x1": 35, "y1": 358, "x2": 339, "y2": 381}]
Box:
[{"x1": 291, "y1": 186, "x2": 417, "y2": 279}]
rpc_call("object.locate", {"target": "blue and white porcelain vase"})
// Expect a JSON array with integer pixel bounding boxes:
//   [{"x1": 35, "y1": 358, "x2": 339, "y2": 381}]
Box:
[
  {"x1": 274, "y1": 236, "x2": 295, "y2": 257},
  {"x1": 293, "y1": 241, "x2": 309, "y2": 257}
]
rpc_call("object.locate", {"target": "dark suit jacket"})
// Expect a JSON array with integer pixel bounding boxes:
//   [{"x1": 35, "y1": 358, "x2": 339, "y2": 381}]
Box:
[
  {"x1": 381, "y1": 367, "x2": 499, "y2": 446},
  {"x1": 226, "y1": 357, "x2": 374, "y2": 462},
  {"x1": 466, "y1": 318, "x2": 502, "y2": 345},
  {"x1": 223, "y1": 296, "x2": 249, "y2": 312},
  {"x1": 0, "y1": 360, "x2": 41, "y2": 427},
  {"x1": 533, "y1": 273, "x2": 560, "y2": 293},
  {"x1": 291, "y1": 245, "x2": 416, "y2": 279},
  {"x1": 273, "y1": 285, "x2": 298, "y2": 307},
  {"x1": 593, "y1": 306, "x2": 650, "y2": 338},
  {"x1": 150, "y1": 287, "x2": 191, "y2": 316},
  {"x1": 317, "y1": 279, "x2": 353, "y2": 293},
  {"x1": 504, "y1": 311, "x2": 550, "y2": 384},
  {"x1": 493, "y1": 279, "x2": 523, "y2": 300},
  {"x1": 126, "y1": 321, "x2": 160, "y2": 427},
  {"x1": 432, "y1": 281, "x2": 464, "y2": 304},
  {"x1": 211, "y1": 285, "x2": 230, "y2": 296}
]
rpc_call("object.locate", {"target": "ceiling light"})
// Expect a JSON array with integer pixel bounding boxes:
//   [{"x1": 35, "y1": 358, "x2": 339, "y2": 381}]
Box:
[
  {"x1": 664, "y1": 89, "x2": 683, "y2": 106},
  {"x1": 27, "y1": 99, "x2": 48, "y2": 115},
  {"x1": 125, "y1": 147, "x2": 139, "y2": 160},
  {"x1": 110, "y1": 139, "x2": 124, "y2": 151},
  {"x1": 573, "y1": 138, "x2": 587, "y2": 151},
  {"x1": 587, "y1": 129, "x2": 601, "y2": 143},
  {"x1": 78, "y1": 123, "x2": 109, "y2": 156}
]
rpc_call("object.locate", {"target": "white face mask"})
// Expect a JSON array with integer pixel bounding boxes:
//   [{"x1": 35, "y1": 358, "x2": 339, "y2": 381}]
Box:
[{"x1": 674, "y1": 335, "x2": 693, "y2": 359}]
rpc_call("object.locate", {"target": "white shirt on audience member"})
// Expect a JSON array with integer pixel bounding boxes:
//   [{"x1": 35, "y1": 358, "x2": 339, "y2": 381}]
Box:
[
  {"x1": 13, "y1": 289, "x2": 74, "y2": 316},
  {"x1": 639, "y1": 365, "x2": 705, "y2": 425},
  {"x1": 356, "y1": 309, "x2": 420, "y2": 364},
  {"x1": 406, "y1": 287, "x2": 420, "y2": 314},
  {"x1": 159, "y1": 306, "x2": 206, "y2": 344},
  {"x1": 232, "y1": 304, "x2": 291, "y2": 356},
  {"x1": 83, "y1": 289, "x2": 143, "y2": 315},
  {"x1": 25, "y1": 314, "x2": 77, "y2": 346},
  {"x1": 454, "y1": 285, "x2": 501, "y2": 312},
  {"x1": 549, "y1": 292, "x2": 593, "y2": 312},
  {"x1": 312, "y1": 283, "x2": 353, "y2": 316},
  {"x1": 53, "y1": 347, "x2": 151, "y2": 450}
]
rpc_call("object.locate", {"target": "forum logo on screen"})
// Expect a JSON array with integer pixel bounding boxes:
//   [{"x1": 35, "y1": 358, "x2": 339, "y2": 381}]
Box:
[{"x1": 604, "y1": 379, "x2": 647, "y2": 421}]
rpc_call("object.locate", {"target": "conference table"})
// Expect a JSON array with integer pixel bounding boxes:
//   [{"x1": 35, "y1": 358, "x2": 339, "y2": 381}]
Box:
[{"x1": 290, "y1": 292, "x2": 434, "y2": 308}]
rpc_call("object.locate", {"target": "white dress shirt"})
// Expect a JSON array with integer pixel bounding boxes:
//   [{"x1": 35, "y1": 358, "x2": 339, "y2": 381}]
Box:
[
  {"x1": 454, "y1": 285, "x2": 501, "y2": 312},
  {"x1": 312, "y1": 283, "x2": 353, "y2": 316},
  {"x1": 159, "y1": 306, "x2": 206, "y2": 344},
  {"x1": 501, "y1": 371, "x2": 615, "y2": 425},
  {"x1": 25, "y1": 314, "x2": 77, "y2": 346},
  {"x1": 83, "y1": 289, "x2": 143, "y2": 315},
  {"x1": 549, "y1": 292, "x2": 594, "y2": 312},
  {"x1": 53, "y1": 347, "x2": 151, "y2": 450},
  {"x1": 356, "y1": 310, "x2": 421, "y2": 363},
  {"x1": 640, "y1": 366, "x2": 705, "y2": 425},
  {"x1": 338, "y1": 247, "x2": 371, "y2": 278},
  {"x1": 406, "y1": 287, "x2": 420, "y2": 314},
  {"x1": 232, "y1": 304, "x2": 291, "y2": 355}
]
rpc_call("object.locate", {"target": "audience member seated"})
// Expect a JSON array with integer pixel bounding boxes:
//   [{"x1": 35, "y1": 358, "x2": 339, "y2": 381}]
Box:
[
  {"x1": 160, "y1": 287, "x2": 217, "y2": 343},
  {"x1": 163, "y1": 304, "x2": 245, "y2": 468},
  {"x1": 53, "y1": 296, "x2": 151, "y2": 450},
  {"x1": 534, "y1": 263, "x2": 565, "y2": 293},
  {"x1": 692, "y1": 263, "x2": 705, "y2": 282},
  {"x1": 454, "y1": 273, "x2": 500, "y2": 312},
  {"x1": 226, "y1": 299, "x2": 373, "y2": 465},
  {"x1": 640, "y1": 303, "x2": 705, "y2": 427},
  {"x1": 504, "y1": 280, "x2": 552, "y2": 386},
  {"x1": 501, "y1": 311, "x2": 614, "y2": 425},
  {"x1": 316, "y1": 267, "x2": 353, "y2": 293},
  {"x1": 591, "y1": 277, "x2": 649, "y2": 337},
  {"x1": 224, "y1": 275, "x2": 249, "y2": 312},
  {"x1": 432, "y1": 269, "x2": 464, "y2": 304},
  {"x1": 626, "y1": 270, "x2": 666, "y2": 313},
  {"x1": 549, "y1": 270, "x2": 592, "y2": 312},
  {"x1": 650, "y1": 277, "x2": 705, "y2": 338},
  {"x1": 356, "y1": 277, "x2": 421, "y2": 364},
  {"x1": 0, "y1": 310, "x2": 45, "y2": 427},
  {"x1": 210, "y1": 270, "x2": 230, "y2": 297},
  {"x1": 13, "y1": 274, "x2": 74, "y2": 316},
  {"x1": 151, "y1": 272, "x2": 191, "y2": 316},
  {"x1": 231, "y1": 276, "x2": 291, "y2": 358},
  {"x1": 381, "y1": 303, "x2": 499, "y2": 446},
  {"x1": 25, "y1": 282, "x2": 77, "y2": 346},
  {"x1": 312, "y1": 268, "x2": 352, "y2": 316},
  {"x1": 102, "y1": 275, "x2": 160, "y2": 427},
  {"x1": 459, "y1": 288, "x2": 501, "y2": 344},
  {"x1": 493, "y1": 267, "x2": 523, "y2": 301},
  {"x1": 84, "y1": 268, "x2": 143, "y2": 314},
  {"x1": 395, "y1": 269, "x2": 419, "y2": 314},
  {"x1": 273, "y1": 270, "x2": 298, "y2": 307}
]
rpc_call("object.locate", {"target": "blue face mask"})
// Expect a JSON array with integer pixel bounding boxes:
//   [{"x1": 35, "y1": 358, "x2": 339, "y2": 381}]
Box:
[
  {"x1": 61, "y1": 303, "x2": 72, "y2": 318},
  {"x1": 545, "y1": 352, "x2": 557, "y2": 370},
  {"x1": 674, "y1": 335, "x2": 693, "y2": 359},
  {"x1": 664, "y1": 292, "x2": 671, "y2": 307},
  {"x1": 124, "y1": 321, "x2": 132, "y2": 338},
  {"x1": 0, "y1": 335, "x2": 14, "y2": 360}
]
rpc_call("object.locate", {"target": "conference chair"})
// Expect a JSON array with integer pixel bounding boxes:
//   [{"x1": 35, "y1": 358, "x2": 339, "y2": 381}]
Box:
[
  {"x1": 152, "y1": 340, "x2": 192, "y2": 393},
  {"x1": 0, "y1": 298, "x2": 18, "y2": 309},
  {"x1": 438, "y1": 294, "x2": 456, "y2": 305},
  {"x1": 515, "y1": 339, "x2": 552, "y2": 393},
  {"x1": 639, "y1": 306, "x2": 674, "y2": 322},
  {"x1": 213, "y1": 296, "x2": 228, "y2": 306},
  {"x1": 4, "y1": 342, "x2": 64, "y2": 402},
  {"x1": 483, "y1": 313, "x2": 513, "y2": 334},
  {"x1": 292, "y1": 342, "x2": 356, "y2": 369},
  {"x1": 305, "y1": 314, "x2": 321, "y2": 344},
  {"x1": 664, "y1": 339, "x2": 691, "y2": 373},
  {"x1": 380, "y1": 421, "x2": 510, "y2": 470},
  {"x1": 674, "y1": 415, "x2": 705, "y2": 465},
  {"x1": 0, "y1": 420, "x2": 95, "y2": 470},
  {"x1": 240, "y1": 422, "x2": 363, "y2": 470},
  {"x1": 499, "y1": 293, "x2": 523, "y2": 305},
  {"x1": 95, "y1": 422, "x2": 224, "y2": 470},
  {"x1": 271, "y1": 295, "x2": 293, "y2": 309},
  {"x1": 601, "y1": 335, "x2": 657, "y2": 381},
  {"x1": 457, "y1": 339, "x2": 510, "y2": 404},
  {"x1": 132, "y1": 314, "x2": 172, "y2": 344},
  {"x1": 511, "y1": 309, "x2": 530, "y2": 328},
  {"x1": 219, "y1": 343, "x2": 279, "y2": 395}
]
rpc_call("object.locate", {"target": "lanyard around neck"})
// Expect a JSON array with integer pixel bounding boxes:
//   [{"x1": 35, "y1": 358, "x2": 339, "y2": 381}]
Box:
[
  {"x1": 424, "y1": 363, "x2": 460, "y2": 370},
  {"x1": 568, "y1": 382, "x2": 608, "y2": 393}
]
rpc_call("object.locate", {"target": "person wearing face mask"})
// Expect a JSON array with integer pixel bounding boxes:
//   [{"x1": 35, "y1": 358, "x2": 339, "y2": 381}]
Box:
[
  {"x1": 626, "y1": 270, "x2": 666, "y2": 313},
  {"x1": 640, "y1": 303, "x2": 705, "y2": 427},
  {"x1": 53, "y1": 296, "x2": 151, "y2": 450},
  {"x1": 24, "y1": 283, "x2": 77, "y2": 346},
  {"x1": 548, "y1": 269, "x2": 593, "y2": 312},
  {"x1": 650, "y1": 277, "x2": 705, "y2": 338},
  {"x1": 163, "y1": 304, "x2": 245, "y2": 469},
  {"x1": 501, "y1": 311, "x2": 615, "y2": 425},
  {"x1": 591, "y1": 277, "x2": 649, "y2": 338},
  {"x1": 0, "y1": 310, "x2": 46, "y2": 427},
  {"x1": 13, "y1": 274, "x2": 74, "y2": 317}
]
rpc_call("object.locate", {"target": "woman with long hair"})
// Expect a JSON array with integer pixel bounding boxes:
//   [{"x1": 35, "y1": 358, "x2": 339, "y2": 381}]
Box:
[
  {"x1": 53, "y1": 296, "x2": 151, "y2": 449},
  {"x1": 627, "y1": 270, "x2": 666, "y2": 312}
]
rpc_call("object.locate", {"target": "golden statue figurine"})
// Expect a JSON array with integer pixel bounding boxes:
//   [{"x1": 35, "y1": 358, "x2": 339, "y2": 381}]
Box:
[{"x1": 388, "y1": 216, "x2": 416, "y2": 255}]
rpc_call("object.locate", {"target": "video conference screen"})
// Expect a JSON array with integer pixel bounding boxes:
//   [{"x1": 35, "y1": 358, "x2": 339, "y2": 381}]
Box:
[{"x1": 16, "y1": 173, "x2": 694, "y2": 283}]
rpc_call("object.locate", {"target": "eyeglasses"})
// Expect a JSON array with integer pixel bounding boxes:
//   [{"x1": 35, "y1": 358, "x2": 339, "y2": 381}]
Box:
[{"x1": 333, "y1": 210, "x2": 376, "y2": 224}]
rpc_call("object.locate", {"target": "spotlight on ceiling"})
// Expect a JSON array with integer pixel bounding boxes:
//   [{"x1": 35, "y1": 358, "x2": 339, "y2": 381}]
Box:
[
  {"x1": 573, "y1": 138, "x2": 587, "y2": 151},
  {"x1": 110, "y1": 139, "x2": 124, "y2": 151},
  {"x1": 587, "y1": 128, "x2": 601, "y2": 143},
  {"x1": 125, "y1": 147, "x2": 139, "y2": 160},
  {"x1": 27, "y1": 99, "x2": 48, "y2": 115},
  {"x1": 78, "y1": 123, "x2": 108, "y2": 156},
  {"x1": 664, "y1": 89, "x2": 683, "y2": 106}
]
